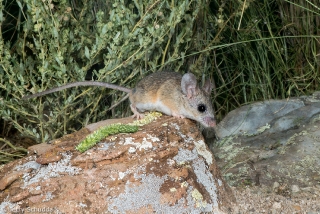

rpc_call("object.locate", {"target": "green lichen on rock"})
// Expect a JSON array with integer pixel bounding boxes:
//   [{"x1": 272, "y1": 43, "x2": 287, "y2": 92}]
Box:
[
  {"x1": 191, "y1": 188, "x2": 207, "y2": 208},
  {"x1": 76, "y1": 112, "x2": 162, "y2": 152},
  {"x1": 76, "y1": 124, "x2": 138, "y2": 153}
]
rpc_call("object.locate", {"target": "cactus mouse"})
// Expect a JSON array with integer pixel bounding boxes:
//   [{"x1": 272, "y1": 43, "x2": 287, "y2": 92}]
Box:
[{"x1": 23, "y1": 72, "x2": 216, "y2": 127}]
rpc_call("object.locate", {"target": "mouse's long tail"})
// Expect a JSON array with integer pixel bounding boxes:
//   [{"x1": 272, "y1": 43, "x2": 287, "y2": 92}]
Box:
[{"x1": 22, "y1": 81, "x2": 131, "y2": 100}]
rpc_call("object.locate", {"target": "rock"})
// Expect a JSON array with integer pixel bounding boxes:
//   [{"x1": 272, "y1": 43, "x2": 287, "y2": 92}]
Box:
[
  {"x1": 292, "y1": 204, "x2": 301, "y2": 211},
  {"x1": 0, "y1": 116, "x2": 235, "y2": 213},
  {"x1": 0, "y1": 172, "x2": 25, "y2": 191},
  {"x1": 273, "y1": 182, "x2": 280, "y2": 191},
  {"x1": 291, "y1": 185, "x2": 300, "y2": 193},
  {"x1": 212, "y1": 95, "x2": 320, "y2": 189},
  {"x1": 215, "y1": 99, "x2": 305, "y2": 138},
  {"x1": 272, "y1": 202, "x2": 282, "y2": 209}
]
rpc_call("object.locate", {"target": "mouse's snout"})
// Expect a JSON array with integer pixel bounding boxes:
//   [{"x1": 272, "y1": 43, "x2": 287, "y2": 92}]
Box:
[{"x1": 203, "y1": 117, "x2": 216, "y2": 127}]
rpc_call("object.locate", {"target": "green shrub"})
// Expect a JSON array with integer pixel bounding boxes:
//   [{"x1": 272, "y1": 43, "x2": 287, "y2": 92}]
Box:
[
  {"x1": 0, "y1": 0, "x2": 207, "y2": 142},
  {"x1": 0, "y1": 0, "x2": 319, "y2": 153}
]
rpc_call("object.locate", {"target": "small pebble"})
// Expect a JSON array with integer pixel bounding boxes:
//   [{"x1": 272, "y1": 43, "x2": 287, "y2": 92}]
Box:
[
  {"x1": 292, "y1": 205, "x2": 301, "y2": 211},
  {"x1": 292, "y1": 185, "x2": 300, "y2": 193},
  {"x1": 272, "y1": 202, "x2": 281, "y2": 209}
]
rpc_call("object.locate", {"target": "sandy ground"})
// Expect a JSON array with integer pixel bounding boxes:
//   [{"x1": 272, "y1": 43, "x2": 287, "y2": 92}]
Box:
[{"x1": 232, "y1": 185, "x2": 320, "y2": 214}]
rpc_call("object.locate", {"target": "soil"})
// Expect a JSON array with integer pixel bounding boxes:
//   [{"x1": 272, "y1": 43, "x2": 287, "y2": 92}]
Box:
[{"x1": 233, "y1": 185, "x2": 320, "y2": 213}]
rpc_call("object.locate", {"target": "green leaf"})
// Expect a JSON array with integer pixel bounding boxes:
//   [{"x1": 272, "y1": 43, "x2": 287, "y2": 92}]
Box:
[
  {"x1": 85, "y1": 46, "x2": 90, "y2": 59},
  {"x1": 16, "y1": 0, "x2": 23, "y2": 10},
  {"x1": 102, "y1": 24, "x2": 108, "y2": 35}
]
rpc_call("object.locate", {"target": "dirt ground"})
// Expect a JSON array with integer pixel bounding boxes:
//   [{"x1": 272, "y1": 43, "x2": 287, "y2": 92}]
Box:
[{"x1": 232, "y1": 184, "x2": 320, "y2": 213}]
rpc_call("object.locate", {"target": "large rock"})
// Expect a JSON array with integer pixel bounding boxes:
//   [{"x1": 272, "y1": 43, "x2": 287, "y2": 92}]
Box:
[
  {"x1": 213, "y1": 92, "x2": 320, "y2": 189},
  {"x1": 0, "y1": 116, "x2": 235, "y2": 213}
]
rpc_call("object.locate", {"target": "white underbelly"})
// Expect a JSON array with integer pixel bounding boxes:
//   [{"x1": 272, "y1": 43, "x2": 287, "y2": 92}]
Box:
[{"x1": 135, "y1": 101, "x2": 173, "y2": 116}]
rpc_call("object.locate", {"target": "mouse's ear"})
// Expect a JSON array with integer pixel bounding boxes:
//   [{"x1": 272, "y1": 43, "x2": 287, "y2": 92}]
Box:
[
  {"x1": 202, "y1": 79, "x2": 213, "y2": 95},
  {"x1": 181, "y1": 73, "x2": 198, "y2": 99}
]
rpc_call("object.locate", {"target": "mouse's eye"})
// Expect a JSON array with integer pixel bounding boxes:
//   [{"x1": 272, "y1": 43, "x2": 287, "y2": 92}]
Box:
[{"x1": 197, "y1": 104, "x2": 206, "y2": 113}]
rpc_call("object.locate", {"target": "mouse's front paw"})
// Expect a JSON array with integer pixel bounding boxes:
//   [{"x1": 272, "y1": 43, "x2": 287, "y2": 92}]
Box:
[
  {"x1": 132, "y1": 112, "x2": 145, "y2": 120},
  {"x1": 172, "y1": 112, "x2": 185, "y2": 119},
  {"x1": 130, "y1": 104, "x2": 145, "y2": 119}
]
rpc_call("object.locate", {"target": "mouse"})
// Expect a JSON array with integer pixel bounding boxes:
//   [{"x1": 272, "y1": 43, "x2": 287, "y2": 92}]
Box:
[{"x1": 22, "y1": 71, "x2": 216, "y2": 127}]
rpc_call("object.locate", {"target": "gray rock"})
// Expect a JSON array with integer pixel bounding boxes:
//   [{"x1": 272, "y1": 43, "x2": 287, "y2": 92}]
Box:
[{"x1": 213, "y1": 93, "x2": 320, "y2": 188}]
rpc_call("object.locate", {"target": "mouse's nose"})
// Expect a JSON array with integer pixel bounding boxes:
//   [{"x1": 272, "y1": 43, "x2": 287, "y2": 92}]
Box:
[{"x1": 204, "y1": 117, "x2": 216, "y2": 127}]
